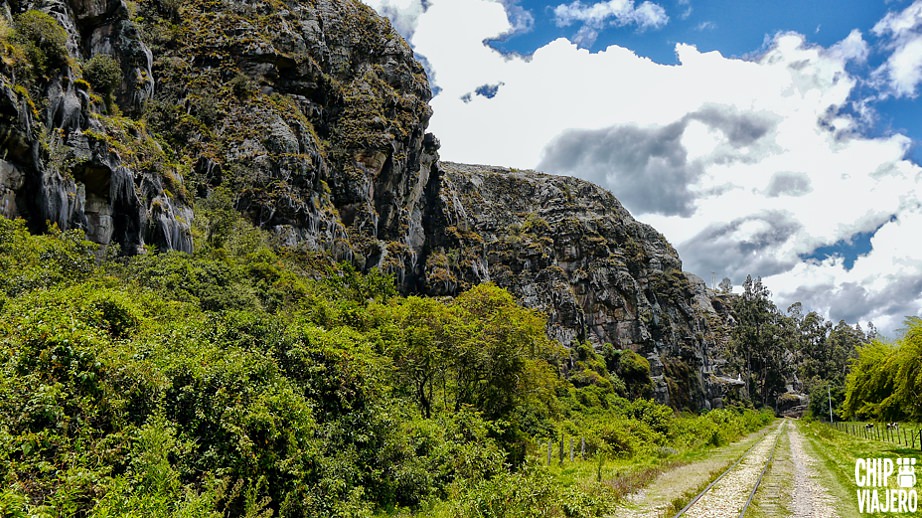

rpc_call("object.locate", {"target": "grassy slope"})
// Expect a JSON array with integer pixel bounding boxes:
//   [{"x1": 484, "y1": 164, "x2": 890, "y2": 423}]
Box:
[{"x1": 799, "y1": 420, "x2": 921, "y2": 518}]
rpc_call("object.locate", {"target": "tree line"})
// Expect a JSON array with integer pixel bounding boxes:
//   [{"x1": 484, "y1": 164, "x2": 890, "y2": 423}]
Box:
[{"x1": 718, "y1": 275, "x2": 873, "y2": 418}]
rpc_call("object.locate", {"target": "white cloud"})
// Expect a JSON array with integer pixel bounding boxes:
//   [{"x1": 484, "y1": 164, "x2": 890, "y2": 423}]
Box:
[
  {"x1": 766, "y1": 205, "x2": 922, "y2": 336},
  {"x1": 497, "y1": 1, "x2": 535, "y2": 39},
  {"x1": 406, "y1": 0, "x2": 922, "y2": 334},
  {"x1": 873, "y1": 0, "x2": 922, "y2": 97},
  {"x1": 361, "y1": 0, "x2": 427, "y2": 40},
  {"x1": 695, "y1": 21, "x2": 716, "y2": 32},
  {"x1": 828, "y1": 29, "x2": 869, "y2": 63},
  {"x1": 553, "y1": 0, "x2": 668, "y2": 45}
]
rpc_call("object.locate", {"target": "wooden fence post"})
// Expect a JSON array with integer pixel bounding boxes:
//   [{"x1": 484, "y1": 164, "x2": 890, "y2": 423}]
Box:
[
  {"x1": 570, "y1": 438, "x2": 574, "y2": 462},
  {"x1": 559, "y1": 436, "x2": 564, "y2": 465},
  {"x1": 547, "y1": 440, "x2": 552, "y2": 466},
  {"x1": 581, "y1": 437, "x2": 586, "y2": 459}
]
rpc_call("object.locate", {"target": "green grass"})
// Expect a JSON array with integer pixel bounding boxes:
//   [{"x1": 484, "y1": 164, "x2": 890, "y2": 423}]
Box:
[
  {"x1": 798, "y1": 420, "x2": 921, "y2": 518},
  {"x1": 528, "y1": 414, "x2": 777, "y2": 504},
  {"x1": 524, "y1": 418, "x2": 780, "y2": 517}
]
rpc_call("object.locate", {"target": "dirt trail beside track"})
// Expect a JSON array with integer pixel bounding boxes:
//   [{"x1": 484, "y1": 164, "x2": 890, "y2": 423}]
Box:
[
  {"x1": 613, "y1": 419, "x2": 841, "y2": 518},
  {"x1": 612, "y1": 423, "x2": 778, "y2": 518},
  {"x1": 748, "y1": 420, "x2": 840, "y2": 518}
]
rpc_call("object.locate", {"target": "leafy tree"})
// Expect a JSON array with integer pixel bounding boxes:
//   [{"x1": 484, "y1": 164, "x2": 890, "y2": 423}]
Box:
[
  {"x1": 844, "y1": 318, "x2": 922, "y2": 421},
  {"x1": 728, "y1": 275, "x2": 790, "y2": 407},
  {"x1": 388, "y1": 297, "x2": 447, "y2": 418}
]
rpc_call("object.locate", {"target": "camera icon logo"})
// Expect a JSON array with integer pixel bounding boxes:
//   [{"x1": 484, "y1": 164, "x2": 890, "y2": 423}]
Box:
[{"x1": 897, "y1": 458, "x2": 917, "y2": 489}]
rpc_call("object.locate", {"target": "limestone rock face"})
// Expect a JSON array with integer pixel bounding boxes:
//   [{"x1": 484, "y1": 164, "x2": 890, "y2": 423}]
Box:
[
  {"x1": 0, "y1": 0, "x2": 733, "y2": 408},
  {"x1": 0, "y1": 0, "x2": 191, "y2": 253},
  {"x1": 422, "y1": 163, "x2": 729, "y2": 408},
  {"x1": 136, "y1": 0, "x2": 436, "y2": 275}
]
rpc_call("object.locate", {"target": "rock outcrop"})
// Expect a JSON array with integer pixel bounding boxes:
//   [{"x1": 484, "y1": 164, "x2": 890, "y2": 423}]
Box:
[
  {"x1": 1, "y1": 0, "x2": 191, "y2": 253},
  {"x1": 0, "y1": 0, "x2": 735, "y2": 409},
  {"x1": 420, "y1": 163, "x2": 730, "y2": 408}
]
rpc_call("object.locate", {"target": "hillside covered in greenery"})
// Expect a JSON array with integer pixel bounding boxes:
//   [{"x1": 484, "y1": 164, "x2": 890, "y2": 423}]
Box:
[
  {"x1": 0, "y1": 0, "x2": 753, "y2": 409},
  {"x1": 1, "y1": 0, "x2": 918, "y2": 515},
  {"x1": 0, "y1": 214, "x2": 776, "y2": 517}
]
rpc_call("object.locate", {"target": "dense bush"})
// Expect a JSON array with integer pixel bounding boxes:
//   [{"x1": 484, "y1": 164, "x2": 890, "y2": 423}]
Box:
[
  {"x1": 14, "y1": 10, "x2": 69, "y2": 77},
  {"x1": 0, "y1": 215, "x2": 776, "y2": 516},
  {"x1": 83, "y1": 54, "x2": 122, "y2": 95},
  {"x1": 843, "y1": 318, "x2": 922, "y2": 421}
]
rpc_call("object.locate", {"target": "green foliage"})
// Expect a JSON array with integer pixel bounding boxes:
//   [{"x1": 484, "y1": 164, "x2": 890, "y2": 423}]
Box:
[
  {"x1": 843, "y1": 317, "x2": 922, "y2": 421},
  {"x1": 0, "y1": 218, "x2": 97, "y2": 297},
  {"x1": 0, "y1": 213, "x2": 779, "y2": 516},
  {"x1": 727, "y1": 275, "x2": 792, "y2": 407},
  {"x1": 14, "y1": 10, "x2": 69, "y2": 77},
  {"x1": 569, "y1": 342, "x2": 616, "y2": 390},
  {"x1": 787, "y1": 302, "x2": 864, "y2": 419},
  {"x1": 444, "y1": 464, "x2": 558, "y2": 517},
  {"x1": 157, "y1": 0, "x2": 182, "y2": 20},
  {"x1": 83, "y1": 54, "x2": 122, "y2": 96},
  {"x1": 603, "y1": 345, "x2": 653, "y2": 399},
  {"x1": 0, "y1": 17, "x2": 31, "y2": 82}
]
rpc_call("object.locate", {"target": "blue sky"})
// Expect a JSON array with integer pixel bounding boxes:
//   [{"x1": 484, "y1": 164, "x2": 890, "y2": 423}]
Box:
[
  {"x1": 362, "y1": 0, "x2": 922, "y2": 335},
  {"x1": 487, "y1": 1, "x2": 922, "y2": 158}
]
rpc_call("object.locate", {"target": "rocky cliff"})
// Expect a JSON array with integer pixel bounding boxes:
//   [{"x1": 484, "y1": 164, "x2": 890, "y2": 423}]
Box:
[{"x1": 0, "y1": 0, "x2": 735, "y2": 409}]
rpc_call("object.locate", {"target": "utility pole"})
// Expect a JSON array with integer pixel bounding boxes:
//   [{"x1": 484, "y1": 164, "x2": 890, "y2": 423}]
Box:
[{"x1": 828, "y1": 384, "x2": 833, "y2": 423}]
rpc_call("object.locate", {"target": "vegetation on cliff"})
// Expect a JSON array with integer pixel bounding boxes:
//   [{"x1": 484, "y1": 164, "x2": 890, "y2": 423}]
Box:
[{"x1": 1, "y1": 2, "x2": 916, "y2": 515}]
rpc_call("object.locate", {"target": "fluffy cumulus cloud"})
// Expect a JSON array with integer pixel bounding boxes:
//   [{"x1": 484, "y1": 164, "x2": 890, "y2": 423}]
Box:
[
  {"x1": 540, "y1": 106, "x2": 775, "y2": 217},
  {"x1": 873, "y1": 0, "x2": 922, "y2": 97},
  {"x1": 554, "y1": 0, "x2": 669, "y2": 47},
  {"x1": 766, "y1": 206, "x2": 922, "y2": 333},
  {"x1": 363, "y1": 0, "x2": 922, "y2": 334},
  {"x1": 360, "y1": 0, "x2": 427, "y2": 39},
  {"x1": 553, "y1": 0, "x2": 668, "y2": 46}
]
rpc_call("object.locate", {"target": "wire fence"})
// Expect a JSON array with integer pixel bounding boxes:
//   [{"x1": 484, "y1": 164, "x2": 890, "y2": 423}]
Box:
[
  {"x1": 828, "y1": 420, "x2": 922, "y2": 451},
  {"x1": 542, "y1": 436, "x2": 589, "y2": 465}
]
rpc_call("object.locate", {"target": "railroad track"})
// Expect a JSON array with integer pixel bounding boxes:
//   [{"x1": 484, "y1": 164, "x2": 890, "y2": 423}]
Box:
[{"x1": 673, "y1": 420, "x2": 785, "y2": 518}]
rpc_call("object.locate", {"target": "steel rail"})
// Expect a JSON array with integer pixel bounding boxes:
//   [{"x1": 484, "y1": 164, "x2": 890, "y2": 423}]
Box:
[
  {"x1": 673, "y1": 420, "x2": 784, "y2": 518},
  {"x1": 738, "y1": 421, "x2": 784, "y2": 517}
]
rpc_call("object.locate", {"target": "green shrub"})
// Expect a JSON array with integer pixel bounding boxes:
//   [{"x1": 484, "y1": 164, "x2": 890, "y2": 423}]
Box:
[
  {"x1": 14, "y1": 10, "x2": 69, "y2": 76},
  {"x1": 158, "y1": 0, "x2": 182, "y2": 20},
  {"x1": 448, "y1": 465, "x2": 557, "y2": 518},
  {"x1": 83, "y1": 54, "x2": 122, "y2": 95}
]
